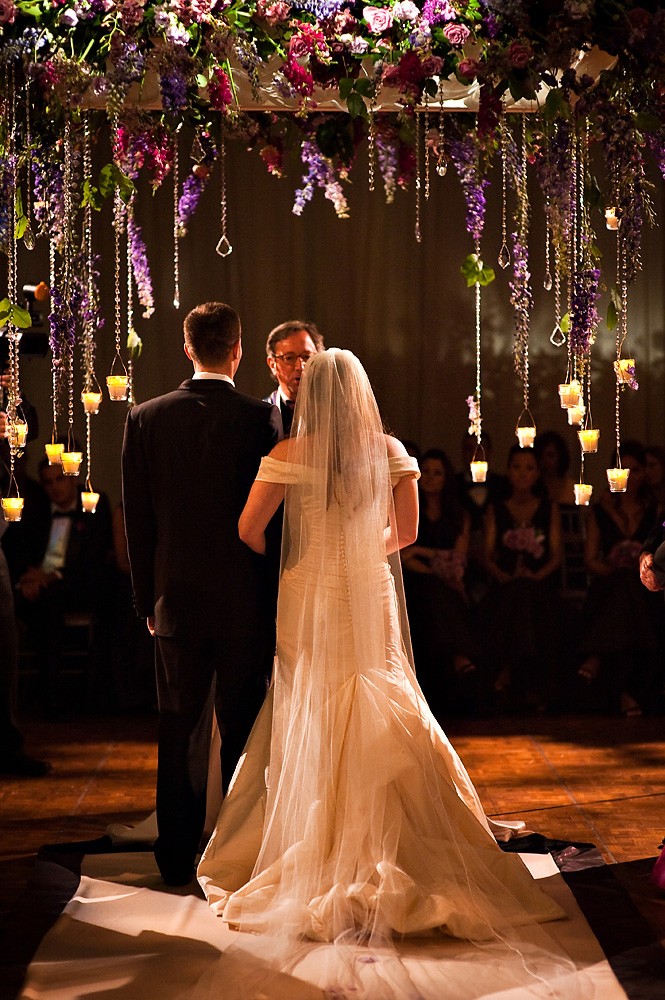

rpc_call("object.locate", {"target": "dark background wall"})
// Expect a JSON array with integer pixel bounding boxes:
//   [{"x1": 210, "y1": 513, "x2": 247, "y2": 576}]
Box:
[{"x1": 14, "y1": 134, "x2": 665, "y2": 506}]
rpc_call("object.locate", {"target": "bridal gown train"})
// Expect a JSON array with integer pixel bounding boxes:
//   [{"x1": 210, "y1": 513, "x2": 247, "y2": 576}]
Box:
[{"x1": 197, "y1": 455, "x2": 564, "y2": 951}]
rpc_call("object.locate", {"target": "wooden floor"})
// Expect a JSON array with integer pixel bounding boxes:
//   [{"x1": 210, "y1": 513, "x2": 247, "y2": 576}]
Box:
[{"x1": 1, "y1": 710, "x2": 664, "y2": 936}]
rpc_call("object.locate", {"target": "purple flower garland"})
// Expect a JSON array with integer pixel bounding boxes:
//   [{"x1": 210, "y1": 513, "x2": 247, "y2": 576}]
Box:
[{"x1": 448, "y1": 133, "x2": 489, "y2": 244}]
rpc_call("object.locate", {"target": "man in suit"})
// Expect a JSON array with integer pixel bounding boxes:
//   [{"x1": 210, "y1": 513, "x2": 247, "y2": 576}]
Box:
[
  {"x1": 264, "y1": 319, "x2": 325, "y2": 436},
  {"x1": 122, "y1": 302, "x2": 281, "y2": 887}
]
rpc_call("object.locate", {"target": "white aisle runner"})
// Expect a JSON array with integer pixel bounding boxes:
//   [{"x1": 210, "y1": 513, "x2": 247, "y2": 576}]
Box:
[{"x1": 19, "y1": 852, "x2": 626, "y2": 1000}]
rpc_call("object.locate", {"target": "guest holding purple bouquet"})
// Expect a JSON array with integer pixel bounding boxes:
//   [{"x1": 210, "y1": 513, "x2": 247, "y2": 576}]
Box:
[
  {"x1": 401, "y1": 449, "x2": 480, "y2": 718},
  {"x1": 481, "y1": 444, "x2": 562, "y2": 712}
]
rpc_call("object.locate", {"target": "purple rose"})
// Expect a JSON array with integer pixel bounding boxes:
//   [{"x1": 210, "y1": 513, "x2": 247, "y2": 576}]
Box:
[
  {"x1": 443, "y1": 23, "x2": 470, "y2": 47},
  {"x1": 364, "y1": 6, "x2": 393, "y2": 33},
  {"x1": 457, "y1": 57, "x2": 479, "y2": 80}
]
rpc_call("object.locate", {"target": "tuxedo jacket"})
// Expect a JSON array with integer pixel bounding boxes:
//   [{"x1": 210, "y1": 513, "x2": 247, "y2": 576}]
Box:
[
  {"x1": 263, "y1": 388, "x2": 293, "y2": 438},
  {"x1": 122, "y1": 379, "x2": 281, "y2": 639}
]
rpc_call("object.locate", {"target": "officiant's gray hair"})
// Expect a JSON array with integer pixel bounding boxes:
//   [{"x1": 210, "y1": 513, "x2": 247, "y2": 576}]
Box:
[
  {"x1": 184, "y1": 302, "x2": 241, "y2": 365},
  {"x1": 266, "y1": 320, "x2": 324, "y2": 357}
]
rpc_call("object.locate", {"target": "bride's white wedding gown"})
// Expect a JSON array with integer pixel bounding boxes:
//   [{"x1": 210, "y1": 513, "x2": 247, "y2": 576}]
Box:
[{"x1": 197, "y1": 455, "x2": 564, "y2": 948}]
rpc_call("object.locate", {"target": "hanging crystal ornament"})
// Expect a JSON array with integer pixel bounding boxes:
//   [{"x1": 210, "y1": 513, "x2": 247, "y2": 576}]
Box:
[
  {"x1": 173, "y1": 131, "x2": 181, "y2": 308},
  {"x1": 215, "y1": 134, "x2": 233, "y2": 257},
  {"x1": 414, "y1": 111, "x2": 422, "y2": 244},
  {"x1": 3, "y1": 68, "x2": 23, "y2": 520},
  {"x1": 107, "y1": 184, "x2": 129, "y2": 401},
  {"x1": 469, "y1": 249, "x2": 487, "y2": 482},
  {"x1": 60, "y1": 113, "x2": 79, "y2": 472},
  {"x1": 512, "y1": 117, "x2": 535, "y2": 445},
  {"x1": 368, "y1": 108, "x2": 376, "y2": 195},
  {"x1": 498, "y1": 122, "x2": 510, "y2": 270},
  {"x1": 549, "y1": 250, "x2": 566, "y2": 347},
  {"x1": 543, "y1": 206, "x2": 552, "y2": 291},
  {"x1": 81, "y1": 112, "x2": 102, "y2": 418}
]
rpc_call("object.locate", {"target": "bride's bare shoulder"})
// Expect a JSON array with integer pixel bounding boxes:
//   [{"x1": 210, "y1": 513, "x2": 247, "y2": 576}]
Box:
[
  {"x1": 268, "y1": 439, "x2": 292, "y2": 461},
  {"x1": 384, "y1": 434, "x2": 408, "y2": 459}
]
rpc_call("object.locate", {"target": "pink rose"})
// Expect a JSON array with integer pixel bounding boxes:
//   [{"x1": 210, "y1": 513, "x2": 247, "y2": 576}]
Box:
[
  {"x1": 443, "y1": 22, "x2": 470, "y2": 47},
  {"x1": 0, "y1": 0, "x2": 17, "y2": 23},
  {"x1": 508, "y1": 41, "x2": 532, "y2": 70},
  {"x1": 289, "y1": 34, "x2": 311, "y2": 60},
  {"x1": 457, "y1": 57, "x2": 479, "y2": 80},
  {"x1": 364, "y1": 6, "x2": 392, "y2": 33}
]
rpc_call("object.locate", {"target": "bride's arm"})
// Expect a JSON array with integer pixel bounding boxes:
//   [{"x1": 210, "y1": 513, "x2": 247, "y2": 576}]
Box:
[
  {"x1": 239, "y1": 479, "x2": 285, "y2": 554},
  {"x1": 384, "y1": 436, "x2": 419, "y2": 554}
]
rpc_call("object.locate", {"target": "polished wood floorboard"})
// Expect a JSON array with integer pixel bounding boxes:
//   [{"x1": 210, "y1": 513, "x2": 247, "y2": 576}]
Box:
[{"x1": 1, "y1": 711, "x2": 664, "y2": 936}]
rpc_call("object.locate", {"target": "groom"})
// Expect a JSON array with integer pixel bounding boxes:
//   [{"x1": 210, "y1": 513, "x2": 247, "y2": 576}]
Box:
[{"x1": 122, "y1": 302, "x2": 281, "y2": 886}]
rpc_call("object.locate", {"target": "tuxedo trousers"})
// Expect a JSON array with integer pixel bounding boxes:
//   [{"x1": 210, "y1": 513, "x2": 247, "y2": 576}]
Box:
[{"x1": 154, "y1": 630, "x2": 272, "y2": 878}]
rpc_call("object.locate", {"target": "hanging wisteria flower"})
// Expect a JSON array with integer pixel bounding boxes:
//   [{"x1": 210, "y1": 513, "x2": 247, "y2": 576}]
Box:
[
  {"x1": 449, "y1": 133, "x2": 489, "y2": 244},
  {"x1": 509, "y1": 232, "x2": 532, "y2": 378},
  {"x1": 127, "y1": 205, "x2": 155, "y2": 318},
  {"x1": 376, "y1": 127, "x2": 399, "y2": 203},
  {"x1": 293, "y1": 138, "x2": 349, "y2": 218},
  {"x1": 570, "y1": 267, "x2": 600, "y2": 355},
  {"x1": 466, "y1": 395, "x2": 481, "y2": 438}
]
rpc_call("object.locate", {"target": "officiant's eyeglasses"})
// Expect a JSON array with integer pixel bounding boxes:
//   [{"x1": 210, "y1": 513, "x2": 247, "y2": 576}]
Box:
[{"x1": 271, "y1": 352, "x2": 314, "y2": 368}]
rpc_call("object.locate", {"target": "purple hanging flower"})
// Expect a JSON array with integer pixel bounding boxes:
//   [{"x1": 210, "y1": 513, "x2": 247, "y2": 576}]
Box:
[
  {"x1": 449, "y1": 134, "x2": 489, "y2": 244},
  {"x1": 160, "y1": 68, "x2": 189, "y2": 112},
  {"x1": 127, "y1": 207, "x2": 155, "y2": 318},
  {"x1": 293, "y1": 138, "x2": 349, "y2": 218},
  {"x1": 509, "y1": 231, "x2": 533, "y2": 377},
  {"x1": 570, "y1": 267, "x2": 600, "y2": 355},
  {"x1": 376, "y1": 128, "x2": 398, "y2": 204}
]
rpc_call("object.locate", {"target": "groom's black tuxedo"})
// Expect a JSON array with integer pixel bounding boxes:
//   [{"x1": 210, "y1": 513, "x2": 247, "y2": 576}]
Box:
[{"x1": 122, "y1": 377, "x2": 281, "y2": 883}]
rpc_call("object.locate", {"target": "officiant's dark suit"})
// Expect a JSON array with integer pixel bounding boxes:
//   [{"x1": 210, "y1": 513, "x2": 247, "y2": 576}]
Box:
[{"x1": 122, "y1": 302, "x2": 281, "y2": 886}]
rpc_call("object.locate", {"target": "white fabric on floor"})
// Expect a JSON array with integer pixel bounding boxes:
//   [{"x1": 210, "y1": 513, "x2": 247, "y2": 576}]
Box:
[{"x1": 18, "y1": 852, "x2": 626, "y2": 1000}]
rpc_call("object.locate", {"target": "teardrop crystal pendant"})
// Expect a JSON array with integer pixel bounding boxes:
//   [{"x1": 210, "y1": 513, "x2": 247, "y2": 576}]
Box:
[
  {"x1": 543, "y1": 270, "x2": 553, "y2": 291},
  {"x1": 215, "y1": 235, "x2": 233, "y2": 257},
  {"x1": 436, "y1": 154, "x2": 447, "y2": 177},
  {"x1": 550, "y1": 323, "x2": 566, "y2": 348},
  {"x1": 498, "y1": 242, "x2": 510, "y2": 269},
  {"x1": 23, "y1": 222, "x2": 35, "y2": 251}
]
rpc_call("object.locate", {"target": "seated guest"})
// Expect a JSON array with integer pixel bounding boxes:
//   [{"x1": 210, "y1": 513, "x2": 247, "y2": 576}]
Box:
[
  {"x1": 401, "y1": 449, "x2": 480, "y2": 718},
  {"x1": 455, "y1": 430, "x2": 509, "y2": 604},
  {"x1": 578, "y1": 440, "x2": 662, "y2": 715},
  {"x1": 481, "y1": 444, "x2": 563, "y2": 712},
  {"x1": 12, "y1": 457, "x2": 114, "y2": 716}
]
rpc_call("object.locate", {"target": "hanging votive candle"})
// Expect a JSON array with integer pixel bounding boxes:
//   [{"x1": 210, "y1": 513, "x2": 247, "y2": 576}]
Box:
[
  {"x1": 81, "y1": 490, "x2": 100, "y2": 513},
  {"x1": 45, "y1": 442, "x2": 64, "y2": 465},
  {"x1": 574, "y1": 483, "x2": 593, "y2": 506},
  {"x1": 61, "y1": 451, "x2": 83, "y2": 476},
  {"x1": 106, "y1": 375, "x2": 129, "y2": 401},
  {"x1": 605, "y1": 207, "x2": 619, "y2": 231},
  {"x1": 615, "y1": 358, "x2": 636, "y2": 385},
  {"x1": 81, "y1": 390, "x2": 102, "y2": 415},
  {"x1": 8, "y1": 420, "x2": 28, "y2": 448},
  {"x1": 567, "y1": 404, "x2": 586, "y2": 427},
  {"x1": 607, "y1": 467, "x2": 629, "y2": 493},
  {"x1": 470, "y1": 460, "x2": 488, "y2": 483},
  {"x1": 558, "y1": 379, "x2": 582, "y2": 409},
  {"x1": 2, "y1": 496, "x2": 24, "y2": 522},
  {"x1": 578, "y1": 428, "x2": 600, "y2": 454}
]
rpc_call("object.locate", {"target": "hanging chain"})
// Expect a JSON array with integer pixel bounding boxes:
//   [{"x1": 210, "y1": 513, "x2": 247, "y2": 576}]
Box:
[
  {"x1": 368, "y1": 108, "x2": 376, "y2": 194},
  {"x1": 173, "y1": 133, "x2": 180, "y2": 308},
  {"x1": 113, "y1": 186, "x2": 123, "y2": 364},
  {"x1": 436, "y1": 80, "x2": 447, "y2": 176},
  {"x1": 423, "y1": 106, "x2": 430, "y2": 201},
  {"x1": 498, "y1": 122, "x2": 510, "y2": 269},
  {"x1": 23, "y1": 76, "x2": 35, "y2": 251},
  {"x1": 475, "y1": 240, "x2": 482, "y2": 448},
  {"x1": 414, "y1": 112, "x2": 421, "y2": 243},
  {"x1": 215, "y1": 133, "x2": 233, "y2": 257}
]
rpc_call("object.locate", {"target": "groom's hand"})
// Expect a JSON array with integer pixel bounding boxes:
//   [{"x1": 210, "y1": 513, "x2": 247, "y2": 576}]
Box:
[{"x1": 146, "y1": 616, "x2": 156, "y2": 636}]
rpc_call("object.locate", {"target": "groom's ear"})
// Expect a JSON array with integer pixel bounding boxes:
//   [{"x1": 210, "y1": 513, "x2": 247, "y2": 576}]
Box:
[{"x1": 184, "y1": 341, "x2": 194, "y2": 362}]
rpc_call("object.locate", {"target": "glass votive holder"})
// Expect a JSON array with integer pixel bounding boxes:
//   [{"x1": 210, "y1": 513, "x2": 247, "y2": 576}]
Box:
[
  {"x1": 7, "y1": 420, "x2": 28, "y2": 448},
  {"x1": 516, "y1": 426, "x2": 536, "y2": 448},
  {"x1": 578, "y1": 428, "x2": 600, "y2": 454},
  {"x1": 615, "y1": 358, "x2": 635, "y2": 384},
  {"x1": 106, "y1": 375, "x2": 129, "y2": 401},
  {"x1": 45, "y1": 442, "x2": 64, "y2": 465},
  {"x1": 567, "y1": 404, "x2": 586, "y2": 426},
  {"x1": 605, "y1": 207, "x2": 619, "y2": 230},
  {"x1": 470, "y1": 460, "x2": 488, "y2": 483},
  {"x1": 2, "y1": 497, "x2": 24, "y2": 522},
  {"x1": 574, "y1": 483, "x2": 593, "y2": 506},
  {"x1": 607, "y1": 467, "x2": 630, "y2": 493},
  {"x1": 81, "y1": 491, "x2": 100, "y2": 513},
  {"x1": 81, "y1": 390, "x2": 102, "y2": 415},
  {"x1": 558, "y1": 380, "x2": 582, "y2": 408},
  {"x1": 61, "y1": 451, "x2": 83, "y2": 476}
]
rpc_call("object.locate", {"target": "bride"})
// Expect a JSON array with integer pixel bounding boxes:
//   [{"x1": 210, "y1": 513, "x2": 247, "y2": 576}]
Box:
[{"x1": 195, "y1": 349, "x2": 570, "y2": 994}]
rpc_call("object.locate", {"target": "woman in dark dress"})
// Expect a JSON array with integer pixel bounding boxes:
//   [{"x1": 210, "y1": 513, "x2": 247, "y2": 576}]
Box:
[
  {"x1": 401, "y1": 449, "x2": 479, "y2": 717},
  {"x1": 578, "y1": 441, "x2": 662, "y2": 715},
  {"x1": 482, "y1": 444, "x2": 562, "y2": 711}
]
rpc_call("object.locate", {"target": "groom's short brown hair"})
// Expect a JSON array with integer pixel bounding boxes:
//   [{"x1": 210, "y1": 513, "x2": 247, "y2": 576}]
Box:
[{"x1": 184, "y1": 302, "x2": 241, "y2": 366}]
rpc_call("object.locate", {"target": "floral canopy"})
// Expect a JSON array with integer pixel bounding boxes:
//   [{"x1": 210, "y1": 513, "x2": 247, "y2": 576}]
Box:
[{"x1": 0, "y1": 0, "x2": 664, "y2": 503}]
